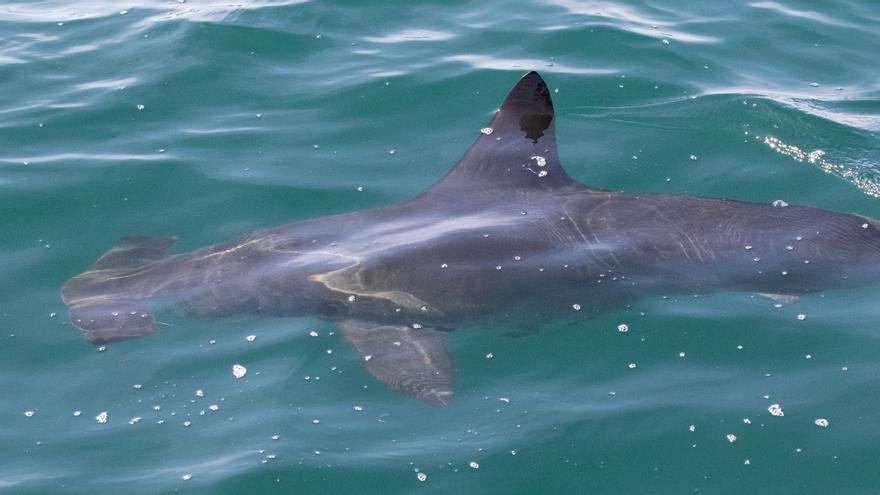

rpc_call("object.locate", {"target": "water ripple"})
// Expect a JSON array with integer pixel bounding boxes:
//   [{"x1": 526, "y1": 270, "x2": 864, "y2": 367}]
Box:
[
  {"x1": 364, "y1": 29, "x2": 456, "y2": 44},
  {"x1": 0, "y1": 0, "x2": 310, "y2": 23},
  {"x1": 444, "y1": 54, "x2": 618, "y2": 75}
]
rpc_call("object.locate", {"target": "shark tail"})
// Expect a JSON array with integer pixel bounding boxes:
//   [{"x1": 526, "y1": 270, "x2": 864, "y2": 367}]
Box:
[{"x1": 61, "y1": 236, "x2": 176, "y2": 345}]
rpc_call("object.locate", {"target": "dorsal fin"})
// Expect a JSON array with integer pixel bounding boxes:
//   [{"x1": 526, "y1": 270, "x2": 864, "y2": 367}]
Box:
[{"x1": 422, "y1": 71, "x2": 578, "y2": 198}]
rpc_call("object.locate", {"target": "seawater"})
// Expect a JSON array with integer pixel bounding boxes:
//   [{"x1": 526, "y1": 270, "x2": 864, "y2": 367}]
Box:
[{"x1": 2, "y1": 1, "x2": 880, "y2": 493}]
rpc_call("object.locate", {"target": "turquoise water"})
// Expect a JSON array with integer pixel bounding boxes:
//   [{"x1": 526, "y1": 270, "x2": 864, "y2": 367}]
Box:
[{"x1": 3, "y1": 0, "x2": 880, "y2": 492}]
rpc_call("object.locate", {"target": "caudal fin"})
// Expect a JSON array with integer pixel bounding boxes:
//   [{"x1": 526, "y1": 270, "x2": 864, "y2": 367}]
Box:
[{"x1": 61, "y1": 236, "x2": 175, "y2": 344}]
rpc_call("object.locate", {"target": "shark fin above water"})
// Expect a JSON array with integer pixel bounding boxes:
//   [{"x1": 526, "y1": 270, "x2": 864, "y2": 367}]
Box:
[
  {"x1": 338, "y1": 320, "x2": 454, "y2": 406},
  {"x1": 61, "y1": 236, "x2": 175, "y2": 344},
  {"x1": 421, "y1": 71, "x2": 580, "y2": 198}
]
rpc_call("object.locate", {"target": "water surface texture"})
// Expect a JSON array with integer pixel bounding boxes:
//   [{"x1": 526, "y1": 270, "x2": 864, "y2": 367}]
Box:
[{"x1": 3, "y1": 1, "x2": 880, "y2": 493}]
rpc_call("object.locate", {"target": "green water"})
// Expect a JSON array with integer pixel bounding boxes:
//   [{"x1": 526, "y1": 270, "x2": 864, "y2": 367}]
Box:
[{"x1": 3, "y1": 1, "x2": 880, "y2": 493}]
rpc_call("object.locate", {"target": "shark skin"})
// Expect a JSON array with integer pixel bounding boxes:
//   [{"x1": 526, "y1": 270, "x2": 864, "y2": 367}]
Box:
[{"x1": 62, "y1": 72, "x2": 880, "y2": 405}]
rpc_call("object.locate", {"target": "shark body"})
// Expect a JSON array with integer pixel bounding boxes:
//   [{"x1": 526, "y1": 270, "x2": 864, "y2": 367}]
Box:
[{"x1": 63, "y1": 72, "x2": 880, "y2": 404}]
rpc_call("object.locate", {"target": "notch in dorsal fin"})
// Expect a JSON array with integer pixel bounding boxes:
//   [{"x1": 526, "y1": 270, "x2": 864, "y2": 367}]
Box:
[{"x1": 423, "y1": 71, "x2": 578, "y2": 196}]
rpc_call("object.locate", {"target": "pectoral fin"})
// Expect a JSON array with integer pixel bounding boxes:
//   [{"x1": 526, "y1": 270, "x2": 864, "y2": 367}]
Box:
[{"x1": 337, "y1": 320, "x2": 454, "y2": 406}]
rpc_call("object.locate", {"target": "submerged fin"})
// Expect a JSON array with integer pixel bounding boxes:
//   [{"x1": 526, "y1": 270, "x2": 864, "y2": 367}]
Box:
[
  {"x1": 338, "y1": 320, "x2": 454, "y2": 406},
  {"x1": 423, "y1": 71, "x2": 577, "y2": 197},
  {"x1": 91, "y1": 236, "x2": 176, "y2": 270},
  {"x1": 67, "y1": 301, "x2": 158, "y2": 345},
  {"x1": 61, "y1": 236, "x2": 175, "y2": 344}
]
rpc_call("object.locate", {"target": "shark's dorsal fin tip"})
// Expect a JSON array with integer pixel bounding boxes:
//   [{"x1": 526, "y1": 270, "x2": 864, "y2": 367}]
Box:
[
  {"x1": 498, "y1": 71, "x2": 554, "y2": 129},
  {"x1": 422, "y1": 71, "x2": 579, "y2": 197}
]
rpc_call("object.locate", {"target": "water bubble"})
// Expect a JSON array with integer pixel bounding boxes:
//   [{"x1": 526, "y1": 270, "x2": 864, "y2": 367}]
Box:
[
  {"x1": 232, "y1": 364, "x2": 247, "y2": 379},
  {"x1": 572, "y1": 303, "x2": 582, "y2": 311},
  {"x1": 347, "y1": 295, "x2": 356, "y2": 302},
  {"x1": 797, "y1": 314, "x2": 806, "y2": 321},
  {"x1": 24, "y1": 410, "x2": 35, "y2": 417},
  {"x1": 353, "y1": 405, "x2": 363, "y2": 412},
  {"x1": 617, "y1": 323, "x2": 629, "y2": 333},
  {"x1": 689, "y1": 425, "x2": 696, "y2": 432},
  {"x1": 772, "y1": 199, "x2": 789, "y2": 208},
  {"x1": 309, "y1": 330, "x2": 319, "y2": 337},
  {"x1": 469, "y1": 461, "x2": 480, "y2": 469},
  {"x1": 814, "y1": 418, "x2": 829, "y2": 428},
  {"x1": 95, "y1": 411, "x2": 108, "y2": 424},
  {"x1": 128, "y1": 417, "x2": 141, "y2": 425},
  {"x1": 195, "y1": 389, "x2": 204, "y2": 397},
  {"x1": 246, "y1": 335, "x2": 256, "y2": 342},
  {"x1": 480, "y1": 127, "x2": 494, "y2": 135},
  {"x1": 530, "y1": 155, "x2": 546, "y2": 167},
  {"x1": 537, "y1": 170, "x2": 548, "y2": 178},
  {"x1": 726, "y1": 433, "x2": 737, "y2": 443},
  {"x1": 181, "y1": 474, "x2": 192, "y2": 481},
  {"x1": 136, "y1": 104, "x2": 145, "y2": 110},
  {"x1": 388, "y1": 149, "x2": 396, "y2": 155},
  {"x1": 417, "y1": 472, "x2": 427, "y2": 482},
  {"x1": 485, "y1": 352, "x2": 494, "y2": 359},
  {"x1": 768, "y1": 404, "x2": 784, "y2": 417},
  {"x1": 628, "y1": 363, "x2": 637, "y2": 369}
]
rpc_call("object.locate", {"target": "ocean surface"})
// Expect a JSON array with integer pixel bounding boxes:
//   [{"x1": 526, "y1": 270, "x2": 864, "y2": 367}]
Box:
[{"x1": 3, "y1": 1, "x2": 880, "y2": 493}]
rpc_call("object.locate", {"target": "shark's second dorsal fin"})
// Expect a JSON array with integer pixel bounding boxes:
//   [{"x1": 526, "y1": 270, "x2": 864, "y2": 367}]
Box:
[{"x1": 422, "y1": 71, "x2": 578, "y2": 198}]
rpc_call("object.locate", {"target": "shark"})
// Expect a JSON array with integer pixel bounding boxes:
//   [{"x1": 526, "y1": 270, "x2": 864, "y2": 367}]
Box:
[{"x1": 62, "y1": 71, "x2": 880, "y2": 405}]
